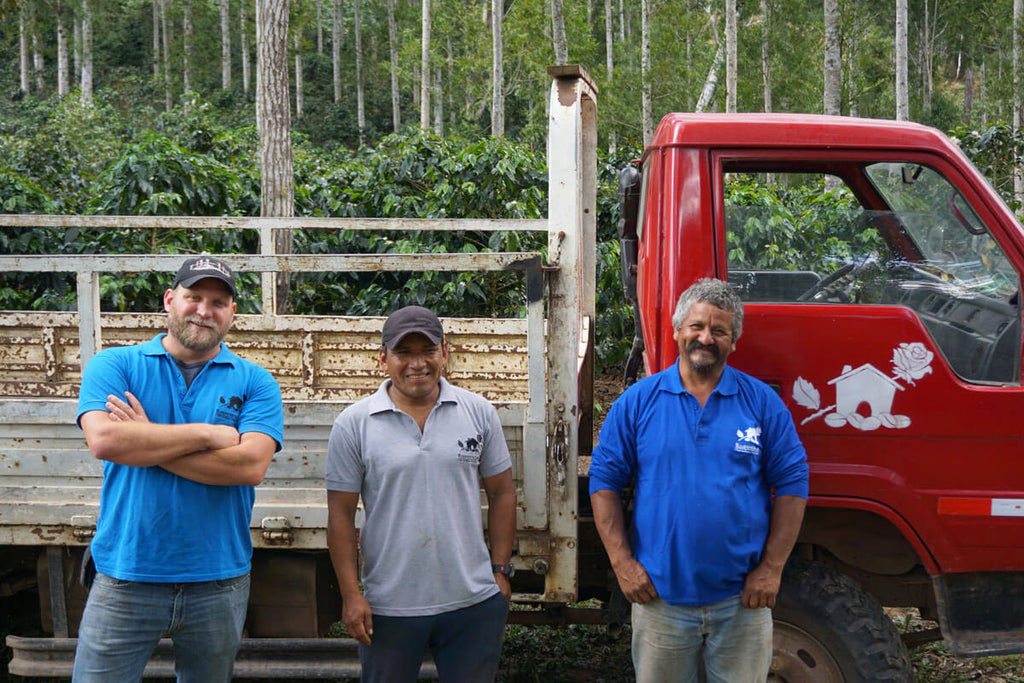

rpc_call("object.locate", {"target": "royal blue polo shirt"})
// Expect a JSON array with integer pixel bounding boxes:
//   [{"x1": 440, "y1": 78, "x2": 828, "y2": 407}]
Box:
[{"x1": 589, "y1": 360, "x2": 808, "y2": 607}]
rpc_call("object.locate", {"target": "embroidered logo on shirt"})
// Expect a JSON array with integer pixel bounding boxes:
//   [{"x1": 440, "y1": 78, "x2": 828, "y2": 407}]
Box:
[
  {"x1": 216, "y1": 394, "x2": 246, "y2": 423},
  {"x1": 220, "y1": 395, "x2": 246, "y2": 411},
  {"x1": 457, "y1": 433, "x2": 484, "y2": 464},
  {"x1": 734, "y1": 426, "x2": 762, "y2": 455}
]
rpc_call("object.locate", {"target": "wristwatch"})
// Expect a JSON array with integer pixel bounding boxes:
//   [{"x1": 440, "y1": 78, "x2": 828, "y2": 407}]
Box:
[{"x1": 491, "y1": 563, "x2": 515, "y2": 578}]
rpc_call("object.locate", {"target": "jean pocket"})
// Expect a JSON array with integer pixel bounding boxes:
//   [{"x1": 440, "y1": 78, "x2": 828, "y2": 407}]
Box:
[{"x1": 214, "y1": 573, "x2": 250, "y2": 590}]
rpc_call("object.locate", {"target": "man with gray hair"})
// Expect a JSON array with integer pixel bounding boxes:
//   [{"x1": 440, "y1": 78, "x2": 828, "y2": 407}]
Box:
[{"x1": 589, "y1": 278, "x2": 808, "y2": 683}]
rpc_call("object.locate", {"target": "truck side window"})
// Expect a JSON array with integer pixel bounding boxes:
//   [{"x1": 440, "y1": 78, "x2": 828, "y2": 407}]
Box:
[{"x1": 724, "y1": 168, "x2": 1021, "y2": 385}]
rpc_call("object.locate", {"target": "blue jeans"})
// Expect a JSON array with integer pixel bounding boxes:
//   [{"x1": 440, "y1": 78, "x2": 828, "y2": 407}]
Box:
[
  {"x1": 359, "y1": 592, "x2": 509, "y2": 683},
  {"x1": 631, "y1": 594, "x2": 772, "y2": 683},
  {"x1": 71, "y1": 572, "x2": 250, "y2": 683}
]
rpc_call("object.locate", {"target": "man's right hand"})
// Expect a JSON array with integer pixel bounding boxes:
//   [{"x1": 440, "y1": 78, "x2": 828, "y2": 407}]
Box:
[
  {"x1": 613, "y1": 557, "x2": 658, "y2": 604},
  {"x1": 343, "y1": 593, "x2": 374, "y2": 645}
]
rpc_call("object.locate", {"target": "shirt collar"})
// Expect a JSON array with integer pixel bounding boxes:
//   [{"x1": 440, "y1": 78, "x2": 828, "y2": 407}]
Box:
[
  {"x1": 142, "y1": 333, "x2": 239, "y2": 367},
  {"x1": 663, "y1": 357, "x2": 739, "y2": 397},
  {"x1": 367, "y1": 376, "x2": 457, "y2": 415}
]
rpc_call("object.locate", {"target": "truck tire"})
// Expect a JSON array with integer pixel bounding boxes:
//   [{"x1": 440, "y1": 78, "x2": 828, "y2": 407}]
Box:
[{"x1": 770, "y1": 557, "x2": 912, "y2": 683}]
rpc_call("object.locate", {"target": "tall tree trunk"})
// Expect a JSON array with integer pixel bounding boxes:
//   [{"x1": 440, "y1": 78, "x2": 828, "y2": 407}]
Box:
[
  {"x1": 760, "y1": 0, "x2": 770, "y2": 112},
  {"x1": 221, "y1": 0, "x2": 231, "y2": 89},
  {"x1": 333, "y1": 0, "x2": 342, "y2": 103},
  {"x1": 895, "y1": 0, "x2": 909, "y2": 120},
  {"x1": 433, "y1": 67, "x2": 442, "y2": 135},
  {"x1": 161, "y1": 0, "x2": 172, "y2": 111},
  {"x1": 256, "y1": 0, "x2": 294, "y2": 314},
  {"x1": 420, "y1": 0, "x2": 431, "y2": 129},
  {"x1": 316, "y1": 0, "x2": 324, "y2": 53},
  {"x1": 491, "y1": 0, "x2": 504, "y2": 136},
  {"x1": 640, "y1": 0, "x2": 651, "y2": 143},
  {"x1": 152, "y1": 0, "x2": 160, "y2": 79},
  {"x1": 846, "y1": 4, "x2": 860, "y2": 116},
  {"x1": 294, "y1": 32, "x2": 303, "y2": 118},
  {"x1": 241, "y1": 0, "x2": 251, "y2": 93},
  {"x1": 551, "y1": 0, "x2": 568, "y2": 64},
  {"x1": 19, "y1": 3, "x2": 29, "y2": 96},
  {"x1": 57, "y1": 0, "x2": 69, "y2": 97},
  {"x1": 74, "y1": 16, "x2": 81, "y2": 83},
  {"x1": 387, "y1": 0, "x2": 400, "y2": 130},
  {"x1": 355, "y1": 0, "x2": 365, "y2": 143},
  {"x1": 921, "y1": 0, "x2": 931, "y2": 113},
  {"x1": 696, "y1": 42, "x2": 724, "y2": 113},
  {"x1": 81, "y1": 0, "x2": 93, "y2": 104},
  {"x1": 604, "y1": 0, "x2": 613, "y2": 81},
  {"x1": 618, "y1": 0, "x2": 625, "y2": 41},
  {"x1": 823, "y1": 0, "x2": 840, "y2": 115},
  {"x1": 183, "y1": 0, "x2": 193, "y2": 97},
  {"x1": 1014, "y1": 0, "x2": 1023, "y2": 212},
  {"x1": 31, "y1": 3, "x2": 44, "y2": 95},
  {"x1": 725, "y1": 0, "x2": 736, "y2": 112}
]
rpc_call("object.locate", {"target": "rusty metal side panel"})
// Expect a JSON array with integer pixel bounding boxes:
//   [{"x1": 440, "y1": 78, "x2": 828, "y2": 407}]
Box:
[{"x1": 0, "y1": 313, "x2": 529, "y2": 404}]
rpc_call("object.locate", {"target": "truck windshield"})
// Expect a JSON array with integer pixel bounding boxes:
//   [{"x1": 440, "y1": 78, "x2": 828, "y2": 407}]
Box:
[{"x1": 864, "y1": 162, "x2": 1018, "y2": 301}]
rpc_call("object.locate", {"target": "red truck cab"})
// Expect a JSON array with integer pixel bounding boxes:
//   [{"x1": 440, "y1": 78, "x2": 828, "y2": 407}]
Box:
[{"x1": 619, "y1": 114, "x2": 1024, "y2": 678}]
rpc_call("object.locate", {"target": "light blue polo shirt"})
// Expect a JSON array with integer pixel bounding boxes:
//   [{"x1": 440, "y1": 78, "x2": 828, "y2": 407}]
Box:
[
  {"x1": 589, "y1": 361, "x2": 808, "y2": 607},
  {"x1": 77, "y1": 335, "x2": 284, "y2": 582},
  {"x1": 326, "y1": 378, "x2": 511, "y2": 616}
]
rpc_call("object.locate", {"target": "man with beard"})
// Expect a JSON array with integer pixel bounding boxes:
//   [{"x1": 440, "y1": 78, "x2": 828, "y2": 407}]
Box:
[
  {"x1": 72, "y1": 256, "x2": 283, "y2": 683},
  {"x1": 589, "y1": 278, "x2": 808, "y2": 683}
]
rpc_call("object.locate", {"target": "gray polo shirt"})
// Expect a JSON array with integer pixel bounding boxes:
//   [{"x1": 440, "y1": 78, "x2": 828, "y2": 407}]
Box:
[{"x1": 326, "y1": 378, "x2": 512, "y2": 617}]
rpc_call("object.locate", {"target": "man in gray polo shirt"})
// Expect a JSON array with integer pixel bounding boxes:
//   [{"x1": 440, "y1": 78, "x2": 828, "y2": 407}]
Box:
[{"x1": 326, "y1": 305, "x2": 517, "y2": 682}]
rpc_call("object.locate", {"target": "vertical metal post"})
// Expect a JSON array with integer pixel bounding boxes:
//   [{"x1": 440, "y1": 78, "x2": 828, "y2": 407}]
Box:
[
  {"x1": 77, "y1": 271, "x2": 101, "y2": 366},
  {"x1": 543, "y1": 65, "x2": 597, "y2": 602},
  {"x1": 260, "y1": 220, "x2": 278, "y2": 315}
]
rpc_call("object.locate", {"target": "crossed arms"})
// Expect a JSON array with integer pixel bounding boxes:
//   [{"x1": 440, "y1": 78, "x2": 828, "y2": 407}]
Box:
[{"x1": 80, "y1": 391, "x2": 276, "y2": 487}]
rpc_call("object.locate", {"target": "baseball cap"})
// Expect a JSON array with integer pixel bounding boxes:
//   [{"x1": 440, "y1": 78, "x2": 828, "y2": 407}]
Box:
[
  {"x1": 172, "y1": 256, "x2": 236, "y2": 297},
  {"x1": 382, "y1": 306, "x2": 444, "y2": 349}
]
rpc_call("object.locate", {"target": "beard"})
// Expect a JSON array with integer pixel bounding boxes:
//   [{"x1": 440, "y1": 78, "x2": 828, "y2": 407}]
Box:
[
  {"x1": 167, "y1": 311, "x2": 228, "y2": 354},
  {"x1": 686, "y1": 340, "x2": 721, "y2": 375}
]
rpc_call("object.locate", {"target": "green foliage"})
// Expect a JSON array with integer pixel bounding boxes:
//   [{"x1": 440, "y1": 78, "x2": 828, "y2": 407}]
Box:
[
  {"x1": 87, "y1": 131, "x2": 258, "y2": 216},
  {"x1": 291, "y1": 131, "x2": 548, "y2": 319},
  {"x1": 725, "y1": 176, "x2": 881, "y2": 275},
  {"x1": 950, "y1": 122, "x2": 1024, "y2": 212}
]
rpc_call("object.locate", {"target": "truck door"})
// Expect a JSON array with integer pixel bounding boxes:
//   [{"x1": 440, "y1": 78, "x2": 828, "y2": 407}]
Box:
[{"x1": 717, "y1": 151, "x2": 1024, "y2": 581}]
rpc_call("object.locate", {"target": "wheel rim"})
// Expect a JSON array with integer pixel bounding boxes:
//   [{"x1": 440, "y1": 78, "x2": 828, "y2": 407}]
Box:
[{"x1": 769, "y1": 621, "x2": 844, "y2": 683}]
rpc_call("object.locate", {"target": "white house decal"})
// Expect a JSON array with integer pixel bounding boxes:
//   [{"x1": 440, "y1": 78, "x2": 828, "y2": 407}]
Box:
[{"x1": 793, "y1": 342, "x2": 934, "y2": 431}]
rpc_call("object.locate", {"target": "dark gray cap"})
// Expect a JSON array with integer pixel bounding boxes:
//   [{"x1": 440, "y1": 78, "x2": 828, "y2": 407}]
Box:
[
  {"x1": 172, "y1": 256, "x2": 236, "y2": 296},
  {"x1": 382, "y1": 306, "x2": 444, "y2": 349}
]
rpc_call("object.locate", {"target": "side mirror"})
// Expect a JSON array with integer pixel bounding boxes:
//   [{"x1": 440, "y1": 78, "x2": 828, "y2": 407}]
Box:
[{"x1": 617, "y1": 166, "x2": 641, "y2": 302}]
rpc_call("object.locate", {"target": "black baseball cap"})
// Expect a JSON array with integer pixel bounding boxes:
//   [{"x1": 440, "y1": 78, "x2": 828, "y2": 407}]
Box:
[
  {"x1": 172, "y1": 257, "x2": 236, "y2": 297},
  {"x1": 382, "y1": 306, "x2": 444, "y2": 349}
]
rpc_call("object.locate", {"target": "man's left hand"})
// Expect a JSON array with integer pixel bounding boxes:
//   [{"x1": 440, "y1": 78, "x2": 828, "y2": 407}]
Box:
[
  {"x1": 106, "y1": 392, "x2": 150, "y2": 423},
  {"x1": 741, "y1": 561, "x2": 784, "y2": 609},
  {"x1": 494, "y1": 573, "x2": 511, "y2": 601}
]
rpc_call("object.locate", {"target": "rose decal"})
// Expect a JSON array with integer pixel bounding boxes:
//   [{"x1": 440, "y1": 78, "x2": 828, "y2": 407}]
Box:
[{"x1": 891, "y1": 342, "x2": 934, "y2": 385}]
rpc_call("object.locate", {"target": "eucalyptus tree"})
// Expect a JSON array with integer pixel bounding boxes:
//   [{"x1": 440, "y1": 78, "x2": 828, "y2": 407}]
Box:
[
  {"x1": 1014, "y1": 0, "x2": 1022, "y2": 207},
  {"x1": 725, "y1": 0, "x2": 736, "y2": 112},
  {"x1": 492, "y1": 0, "x2": 504, "y2": 136},
  {"x1": 220, "y1": 0, "x2": 230, "y2": 88},
  {"x1": 386, "y1": 0, "x2": 400, "y2": 130},
  {"x1": 552, "y1": 0, "x2": 568, "y2": 64},
  {"x1": 823, "y1": 0, "x2": 840, "y2": 115},
  {"x1": 895, "y1": 0, "x2": 908, "y2": 120},
  {"x1": 420, "y1": 0, "x2": 431, "y2": 128},
  {"x1": 241, "y1": 0, "x2": 252, "y2": 92}
]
